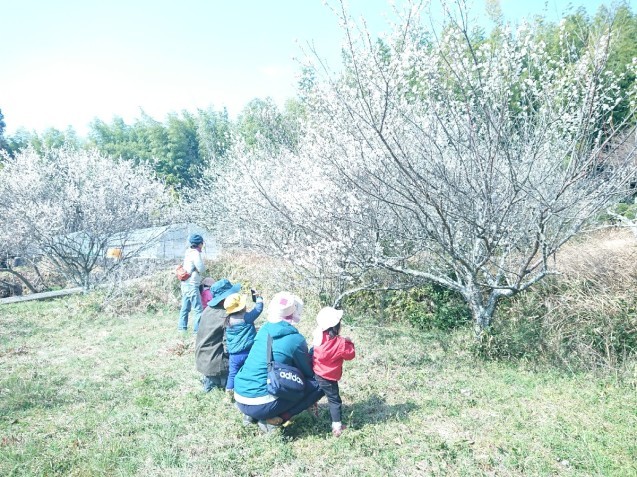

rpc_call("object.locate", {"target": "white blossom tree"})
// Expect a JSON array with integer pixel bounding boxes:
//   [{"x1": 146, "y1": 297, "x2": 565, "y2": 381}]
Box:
[
  {"x1": 0, "y1": 147, "x2": 175, "y2": 289},
  {"x1": 201, "y1": 1, "x2": 637, "y2": 332}
]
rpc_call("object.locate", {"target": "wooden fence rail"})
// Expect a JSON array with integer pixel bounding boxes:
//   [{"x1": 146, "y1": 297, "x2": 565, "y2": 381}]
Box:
[{"x1": 0, "y1": 287, "x2": 84, "y2": 305}]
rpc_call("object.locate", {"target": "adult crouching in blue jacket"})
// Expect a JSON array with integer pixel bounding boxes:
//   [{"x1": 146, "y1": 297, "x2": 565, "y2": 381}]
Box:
[{"x1": 233, "y1": 292, "x2": 324, "y2": 433}]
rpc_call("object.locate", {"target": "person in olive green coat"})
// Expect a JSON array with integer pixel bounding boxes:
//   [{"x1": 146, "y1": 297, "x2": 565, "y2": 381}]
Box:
[{"x1": 195, "y1": 278, "x2": 240, "y2": 392}]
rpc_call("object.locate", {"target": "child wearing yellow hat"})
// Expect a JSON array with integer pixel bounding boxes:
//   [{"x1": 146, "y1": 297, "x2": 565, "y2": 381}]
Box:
[{"x1": 224, "y1": 291, "x2": 264, "y2": 398}]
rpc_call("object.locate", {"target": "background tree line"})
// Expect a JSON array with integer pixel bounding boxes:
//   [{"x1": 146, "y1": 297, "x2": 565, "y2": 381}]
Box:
[
  {"x1": 0, "y1": 98, "x2": 302, "y2": 190},
  {"x1": 0, "y1": 3, "x2": 635, "y2": 189}
]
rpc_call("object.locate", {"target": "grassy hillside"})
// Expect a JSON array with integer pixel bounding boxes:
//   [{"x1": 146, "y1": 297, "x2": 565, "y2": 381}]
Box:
[{"x1": 1, "y1": 288, "x2": 635, "y2": 476}]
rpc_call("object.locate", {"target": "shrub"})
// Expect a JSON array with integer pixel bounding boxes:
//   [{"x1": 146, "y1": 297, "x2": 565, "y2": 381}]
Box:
[
  {"x1": 343, "y1": 284, "x2": 471, "y2": 331},
  {"x1": 98, "y1": 267, "x2": 180, "y2": 315},
  {"x1": 473, "y1": 286, "x2": 637, "y2": 372},
  {"x1": 472, "y1": 291, "x2": 549, "y2": 362},
  {"x1": 473, "y1": 229, "x2": 637, "y2": 373}
]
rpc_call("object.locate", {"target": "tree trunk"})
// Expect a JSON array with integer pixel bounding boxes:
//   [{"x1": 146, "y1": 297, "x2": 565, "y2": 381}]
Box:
[
  {"x1": 470, "y1": 305, "x2": 491, "y2": 338},
  {"x1": 31, "y1": 261, "x2": 48, "y2": 290},
  {"x1": 81, "y1": 271, "x2": 91, "y2": 291},
  {"x1": 0, "y1": 267, "x2": 38, "y2": 294},
  {"x1": 466, "y1": 288, "x2": 503, "y2": 338}
]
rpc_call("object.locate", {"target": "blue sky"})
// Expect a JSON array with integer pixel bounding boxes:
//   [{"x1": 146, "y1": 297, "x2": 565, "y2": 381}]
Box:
[{"x1": 0, "y1": 0, "x2": 630, "y2": 136}]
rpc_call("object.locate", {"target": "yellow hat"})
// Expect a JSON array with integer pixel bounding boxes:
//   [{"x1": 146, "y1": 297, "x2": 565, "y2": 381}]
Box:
[{"x1": 224, "y1": 293, "x2": 247, "y2": 314}]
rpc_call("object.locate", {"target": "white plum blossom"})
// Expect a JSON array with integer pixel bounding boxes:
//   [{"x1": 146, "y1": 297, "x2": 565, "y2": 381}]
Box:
[
  {"x1": 0, "y1": 147, "x2": 174, "y2": 289},
  {"x1": 200, "y1": 0, "x2": 637, "y2": 332}
]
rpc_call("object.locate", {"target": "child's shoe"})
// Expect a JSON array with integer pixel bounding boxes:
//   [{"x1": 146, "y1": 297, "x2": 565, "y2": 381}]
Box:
[
  {"x1": 332, "y1": 424, "x2": 346, "y2": 437},
  {"x1": 265, "y1": 416, "x2": 283, "y2": 426}
]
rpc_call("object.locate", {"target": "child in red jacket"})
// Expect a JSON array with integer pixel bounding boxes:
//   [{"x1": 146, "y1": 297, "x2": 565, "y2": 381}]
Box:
[{"x1": 312, "y1": 307, "x2": 355, "y2": 437}]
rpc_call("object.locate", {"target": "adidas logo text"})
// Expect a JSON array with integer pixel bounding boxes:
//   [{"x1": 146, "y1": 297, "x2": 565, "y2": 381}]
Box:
[{"x1": 279, "y1": 370, "x2": 303, "y2": 384}]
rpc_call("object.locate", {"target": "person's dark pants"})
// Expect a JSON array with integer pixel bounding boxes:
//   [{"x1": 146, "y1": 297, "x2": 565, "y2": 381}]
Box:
[
  {"x1": 227, "y1": 350, "x2": 250, "y2": 390},
  {"x1": 236, "y1": 378, "x2": 324, "y2": 421},
  {"x1": 316, "y1": 375, "x2": 342, "y2": 422},
  {"x1": 202, "y1": 373, "x2": 228, "y2": 392}
]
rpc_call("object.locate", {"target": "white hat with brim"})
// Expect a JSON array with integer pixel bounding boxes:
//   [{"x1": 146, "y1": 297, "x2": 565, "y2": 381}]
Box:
[
  {"x1": 316, "y1": 307, "x2": 343, "y2": 331},
  {"x1": 267, "y1": 292, "x2": 300, "y2": 323}
]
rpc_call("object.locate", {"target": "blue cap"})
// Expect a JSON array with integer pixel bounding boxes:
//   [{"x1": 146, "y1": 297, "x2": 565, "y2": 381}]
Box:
[
  {"x1": 209, "y1": 279, "x2": 242, "y2": 307},
  {"x1": 189, "y1": 234, "x2": 204, "y2": 245}
]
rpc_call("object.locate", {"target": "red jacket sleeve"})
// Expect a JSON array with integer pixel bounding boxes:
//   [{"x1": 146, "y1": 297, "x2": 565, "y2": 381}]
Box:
[{"x1": 340, "y1": 338, "x2": 356, "y2": 361}]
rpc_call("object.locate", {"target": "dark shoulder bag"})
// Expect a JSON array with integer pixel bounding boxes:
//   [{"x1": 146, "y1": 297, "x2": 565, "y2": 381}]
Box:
[{"x1": 266, "y1": 334, "x2": 306, "y2": 400}]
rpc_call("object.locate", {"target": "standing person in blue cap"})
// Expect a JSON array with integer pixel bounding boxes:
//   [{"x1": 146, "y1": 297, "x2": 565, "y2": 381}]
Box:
[
  {"x1": 178, "y1": 234, "x2": 206, "y2": 333},
  {"x1": 195, "y1": 278, "x2": 241, "y2": 392}
]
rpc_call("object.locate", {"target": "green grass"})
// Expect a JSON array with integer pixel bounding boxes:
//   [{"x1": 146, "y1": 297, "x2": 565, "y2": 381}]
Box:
[{"x1": 1, "y1": 295, "x2": 636, "y2": 476}]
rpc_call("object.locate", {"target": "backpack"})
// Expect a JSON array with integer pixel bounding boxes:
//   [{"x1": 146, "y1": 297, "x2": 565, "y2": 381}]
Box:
[{"x1": 175, "y1": 264, "x2": 191, "y2": 281}]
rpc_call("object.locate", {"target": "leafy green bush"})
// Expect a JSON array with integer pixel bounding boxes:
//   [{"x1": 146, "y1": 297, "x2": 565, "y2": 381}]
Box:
[
  {"x1": 471, "y1": 311, "x2": 546, "y2": 363},
  {"x1": 597, "y1": 202, "x2": 637, "y2": 222},
  {"x1": 616, "y1": 203, "x2": 637, "y2": 220},
  {"x1": 344, "y1": 284, "x2": 471, "y2": 331}
]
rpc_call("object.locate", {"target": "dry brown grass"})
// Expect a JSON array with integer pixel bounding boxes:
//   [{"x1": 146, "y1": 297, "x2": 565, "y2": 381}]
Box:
[
  {"x1": 92, "y1": 268, "x2": 180, "y2": 315},
  {"x1": 555, "y1": 227, "x2": 637, "y2": 292},
  {"x1": 484, "y1": 228, "x2": 637, "y2": 375}
]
